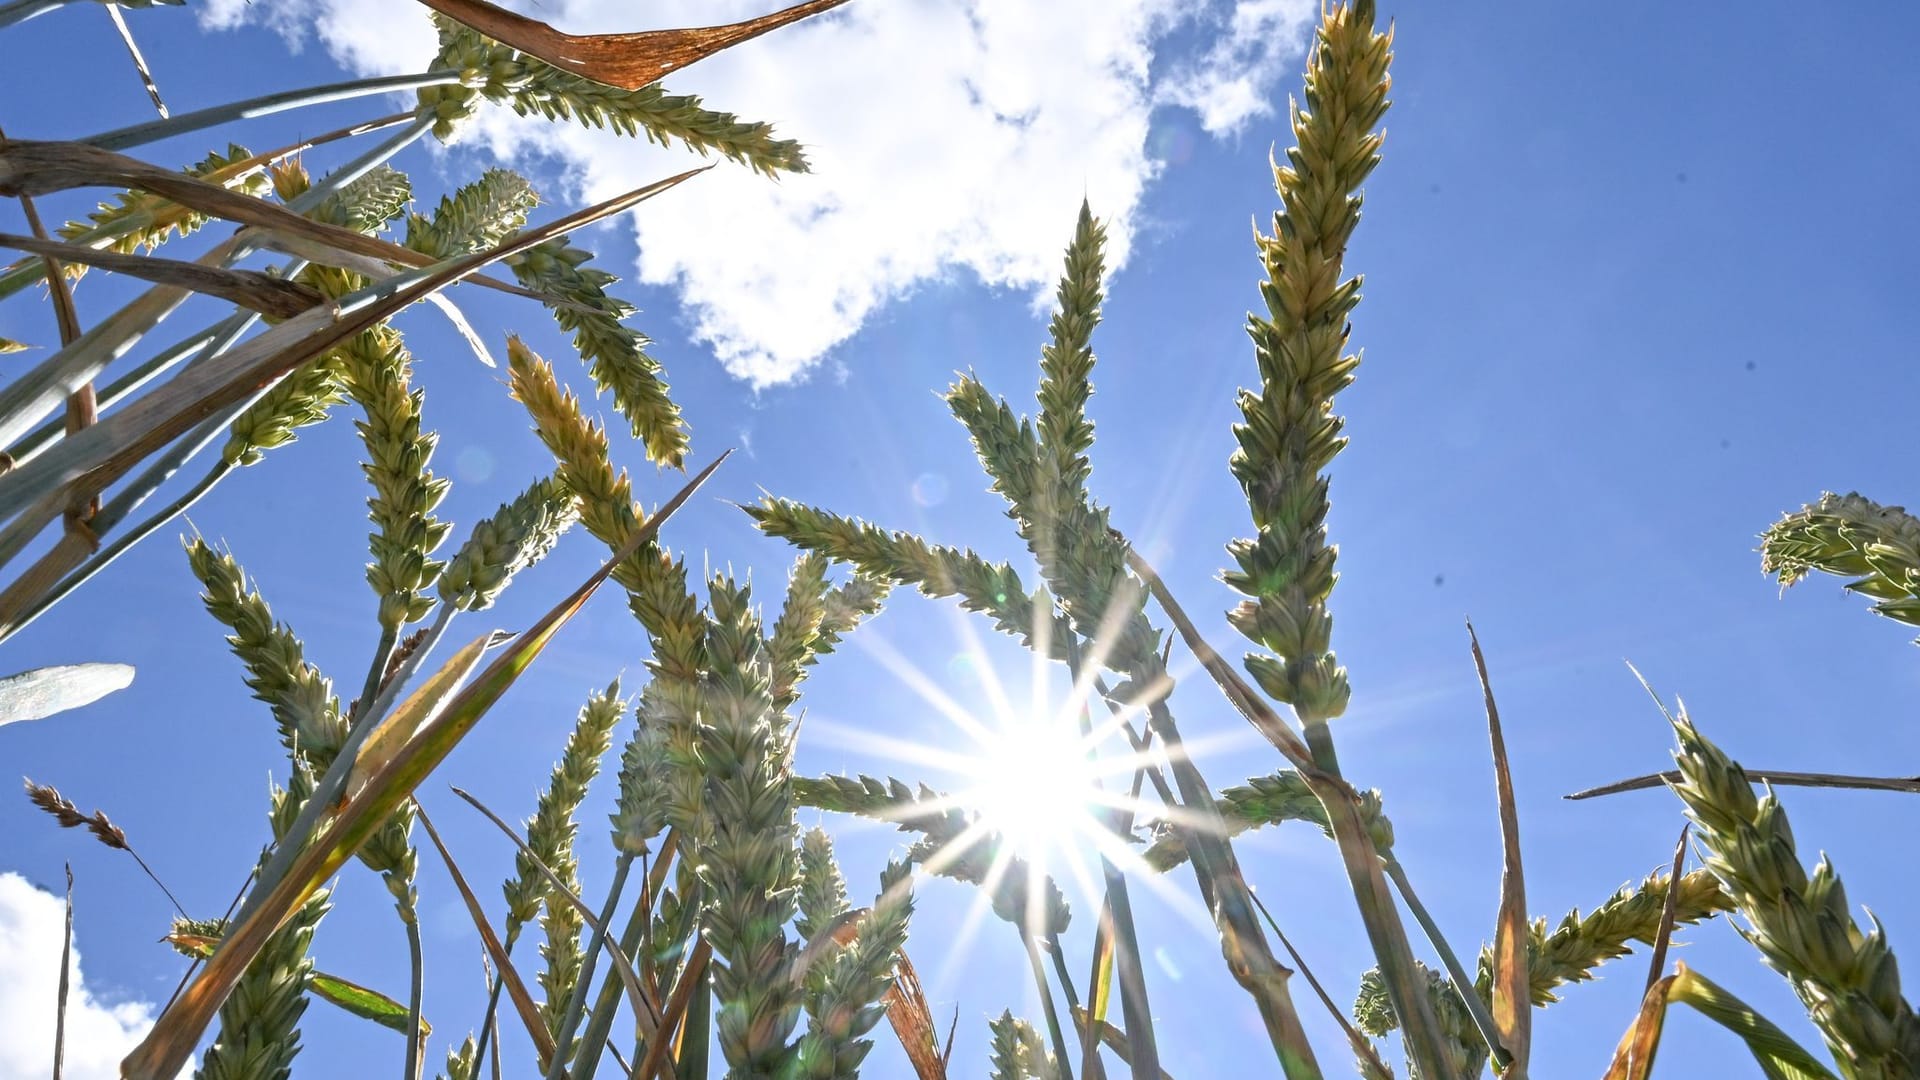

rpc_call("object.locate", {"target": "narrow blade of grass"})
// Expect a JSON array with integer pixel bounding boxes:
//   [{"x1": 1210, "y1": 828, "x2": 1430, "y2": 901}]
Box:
[
  {"x1": 1568, "y1": 769, "x2": 1920, "y2": 799},
  {"x1": 0, "y1": 662, "x2": 133, "y2": 724},
  {"x1": 452, "y1": 786, "x2": 662, "y2": 1041},
  {"x1": 1079, "y1": 896, "x2": 1114, "y2": 1078},
  {"x1": 1666, "y1": 965, "x2": 1839, "y2": 1080},
  {"x1": 100, "y1": 2, "x2": 167, "y2": 118},
  {"x1": 1471, "y1": 621, "x2": 1527, "y2": 1075},
  {"x1": 1644, "y1": 826, "x2": 1690, "y2": 994},
  {"x1": 418, "y1": 804, "x2": 560, "y2": 1069},
  {"x1": 311, "y1": 971, "x2": 430, "y2": 1037},
  {"x1": 415, "y1": 0, "x2": 852, "y2": 91},
  {"x1": 1248, "y1": 887, "x2": 1393, "y2": 1079},
  {"x1": 54, "y1": 865, "x2": 72, "y2": 1080}
]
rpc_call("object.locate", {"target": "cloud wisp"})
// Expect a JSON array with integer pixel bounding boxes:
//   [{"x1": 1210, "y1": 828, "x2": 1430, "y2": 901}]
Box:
[{"x1": 201, "y1": 0, "x2": 1317, "y2": 386}]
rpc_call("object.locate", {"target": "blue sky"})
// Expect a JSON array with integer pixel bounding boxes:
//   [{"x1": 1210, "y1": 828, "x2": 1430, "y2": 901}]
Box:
[{"x1": 3, "y1": 2, "x2": 1920, "y2": 1077}]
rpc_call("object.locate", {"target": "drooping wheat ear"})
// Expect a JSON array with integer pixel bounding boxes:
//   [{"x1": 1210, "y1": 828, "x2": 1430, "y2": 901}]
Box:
[
  {"x1": 609, "y1": 690, "x2": 672, "y2": 858},
  {"x1": 1225, "y1": 0, "x2": 1391, "y2": 732},
  {"x1": 794, "y1": 826, "x2": 851, "y2": 942},
  {"x1": 817, "y1": 573, "x2": 890, "y2": 653},
  {"x1": 506, "y1": 337, "x2": 708, "y2": 830},
  {"x1": 1504, "y1": 868, "x2": 1731, "y2": 1005},
  {"x1": 52, "y1": 143, "x2": 265, "y2": 263},
  {"x1": 1353, "y1": 962, "x2": 1486, "y2": 1080},
  {"x1": 1350, "y1": 869, "x2": 1733, "y2": 1062},
  {"x1": 198, "y1": 772, "x2": 331, "y2": 1080},
  {"x1": 184, "y1": 537, "x2": 348, "y2": 766},
  {"x1": 746, "y1": 497, "x2": 1072, "y2": 659},
  {"x1": 1762, "y1": 491, "x2": 1920, "y2": 634},
  {"x1": 794, "y1": 773, "x2": 1070, "y2": 937},
  {"x1": 223, "y1": 355, "x2": 347, "y2": 468},
  {"x1": 23, "y1": 779, "x2": 127, "y2": 849},
  {"x1": 512, "y1": 74, "x2": 807, "y2": 176},
  {"x1": 439, "y1": 1034, "x2": 479, "y2": 1080},
  {"x1": 507, "y1": 235, "x2": 688, "y2": 468},
  {"x1": 437, "y1": 474, "x2": 578, "y2": 613},
  {"x1": 418, "y1": 13, "x2": 806, "y2": 176},
  {"x1": 695, "y1": 574, "x2": 803, "y2": 1073},
  {"x1": 1140, "y1": 768, "x2": 1393, "y2": 870},
  {"x1": 404, "y1": 167, "x2": 539, "y2": 258},
  {"x1": 795, "y1": 860, "x2": 915, "y2": 1078},
  {"x1": 1668, "y1": 709, "x2": 1920, "y2": 1074},
  {"x1": 505, "y1": 682, "x2": 624, "y2": 1037},
  {"x1": 271, "y1": 160, "x2": 413, "y2": 235},
  {"x1": 988, "y1": 1011, "x2": 1058, "y2": 1080}
]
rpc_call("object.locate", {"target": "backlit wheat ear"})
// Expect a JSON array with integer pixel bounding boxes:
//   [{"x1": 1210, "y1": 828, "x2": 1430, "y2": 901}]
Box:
[
  {"x1": 988, "y1": 1010, "x2": 1058, "y2": 1080},
  {"x1": 695, "y1": 574, "x2": 804, "y2": 1072},
  {"x1": 796, "y1": 859, "x2": 916, "y2": 1077},
  {"x1": 1353, "y1": 962, "x2": 1487, "y2": 1080},
  {"x1": 507, "y1": 234, "x2": 688, "y2": 469},
  {"x1": 1667, "y1": 708, "x2": 1920, "y2": 1073},
  {"x1": 507, "y1": 336, "x2": 708, "y2": 831},
  {"x1": 1510, "y1": 869, "x2": 1732, "y2": 1005},
  {"x1": 404, "y1": 168, "x2": 539, "y2": 259},
  {"x1": 1224, "y1": 0, "x2": 1392, "y2": 733},
  {"x1": 1762, "y1": 490, "x2": 1920, "y2": 635},
  {"x1": 437, "y1": 474, "x2": 577, "y2": 613},
  {"x1": 1140, "y1": 769, "x2": 1394, "y2": 871},
  {"x1": 184, "y1": 537, "x2": 348, "y2": 766},
  {"x1": 222, "y1": 357, "x2": 346, "y2": 468},
  {"x1": 745, "y1": 497, "x2": 1073, "y2": 658},
  {"x1": 511, "y1": 682, "x2": 625, "y2": 1039},
  {"x1": 794, "y1": 826, "x2": 851, "y2": 943},
  {"x1": 609, "y1": 690, "x2": 672, "y2": 858}
]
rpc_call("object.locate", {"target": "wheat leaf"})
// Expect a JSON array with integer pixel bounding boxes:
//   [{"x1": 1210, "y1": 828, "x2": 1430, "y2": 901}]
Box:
[{"x1": 0, "y1": 662, "x2": 133, "y2": 724}]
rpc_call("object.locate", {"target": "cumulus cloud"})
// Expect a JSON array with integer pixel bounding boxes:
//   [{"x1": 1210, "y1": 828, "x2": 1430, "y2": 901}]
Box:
[
  {"x1": 0, "y1": 872, "x2": 161, "y2": 1080},
  {"x1": 198, "y1": 0, "x2": 1316, "y2": 385}
]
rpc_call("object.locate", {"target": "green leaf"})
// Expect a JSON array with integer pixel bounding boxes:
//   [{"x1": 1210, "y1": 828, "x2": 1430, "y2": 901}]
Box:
[{"x1": 310, "y1": 971, "x2": 428, "y2": 1037}]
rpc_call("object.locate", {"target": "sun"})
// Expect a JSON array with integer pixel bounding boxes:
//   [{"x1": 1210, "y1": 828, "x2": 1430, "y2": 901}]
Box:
[{"x1": 958, "y1": 715, "x2": 1107, "y2": 870}]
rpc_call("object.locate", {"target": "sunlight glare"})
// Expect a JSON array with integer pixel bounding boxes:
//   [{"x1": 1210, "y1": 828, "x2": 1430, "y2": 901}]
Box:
[{"x1": 963, "y1": 716, "x2": 1103, "y2": 868}]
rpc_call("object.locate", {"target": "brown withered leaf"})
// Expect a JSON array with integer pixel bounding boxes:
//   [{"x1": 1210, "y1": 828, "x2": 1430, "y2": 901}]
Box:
[
  {"x1": 413, "y1": 0, "x2": 853, "y2": 91},
  {"x1": 0, "y1": 232, "x2": 322, "y2": 318}
]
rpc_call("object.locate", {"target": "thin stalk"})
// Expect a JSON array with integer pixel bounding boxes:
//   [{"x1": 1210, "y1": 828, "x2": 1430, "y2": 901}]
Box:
[
  {"x1": 1569, "y1": 769, "x2": 1920, "y2": 800},
  {"x1": 1144, "y1": 695, "x2": 1322, "y2": 1080},
  {"x1": 571, "y1": 889, "x2": 652, "y2": 1080},
  {"x1": 81, "y1": 72, "x2": 459, "y2": 152},
  {"x1": 471, "y1": 942, "x2": 514, "y2": 1077},
  {"x1": 1022, "y1": 931, "x2": 1076, "y2": 1080},
  {"x1": 547, "y1": 852, "x2": 635, "y2": 1080},
  {"x1": 404, "y1": 911, "x2": 425, "y2": 1080},
  {"x1": 355, "y1": 625, "x2": 401, "y2": 723},
  {"x1": 1127, "y1": 548, "x2": 1452, "y2": 1079},
  {"x1": 1384, "y1": 857, "x2": 1504, "y2": 1067},
  {"x1": 1066, "y1": 635, "x2": 1157, "y2": 1080},
  {"x1": 1248, "y1": 888, "x2": 1394, "y2": 1080}
]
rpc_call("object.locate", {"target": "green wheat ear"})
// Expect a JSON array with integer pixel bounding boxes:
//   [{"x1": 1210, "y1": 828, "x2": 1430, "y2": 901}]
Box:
[
  {"x1": 418, "y1": 12, "x2": 807, "y2": 176},
  {"x1": 988, "y1": 1011, "x2": 1058, "y2": 1080},
  {"x1": 1667, "y1": 707, "x2": 1920, "y2": 1075},
  {"x1": 1224, "y1": 0, "x2": 1392, "y2": 731},
  {"x1": 1762, "y1": 491, "x2": 1920, "y2": 635}
]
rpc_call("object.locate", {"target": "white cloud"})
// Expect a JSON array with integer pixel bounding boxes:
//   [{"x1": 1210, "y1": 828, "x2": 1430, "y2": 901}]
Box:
[
  {"x1": 199, "y1": 0, "x2": 1316, "y2": 386},
  {"x1": 1157, "y1": 0, "x2": 1319, "y2": 135},
  {"x1": 0, "y1": 872, "x2": 162, "y2": 1080}
]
